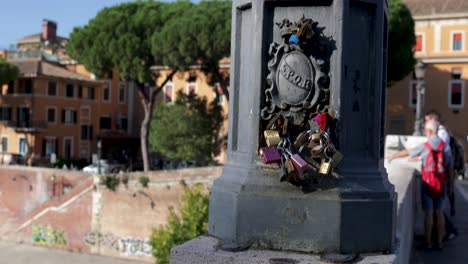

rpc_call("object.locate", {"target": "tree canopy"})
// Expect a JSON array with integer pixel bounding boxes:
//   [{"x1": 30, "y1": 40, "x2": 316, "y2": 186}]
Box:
[
  {"x1": 67, "y1": 0, "x2": 231, "y2": 171},
  {"x1": 150, "y1": 91, "x2": 224, "y2": 164},
  {"x1": 388, "y1": 0, "x2": 415, "y2": 85},
  {"x1": 0, "y1": 58, "x2": 19, "y2": 85},
  {"x1": 152, "y1": 0, "x2": 232, "y2": 97},
  {"x1": 68, "y1": 1, "x2": 164, "y2": 84}
]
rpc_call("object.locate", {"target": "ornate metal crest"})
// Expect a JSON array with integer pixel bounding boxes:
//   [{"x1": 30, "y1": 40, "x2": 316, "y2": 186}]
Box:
[{"x1": 261, "y1": 16, "x2": 334, "y2": 125}]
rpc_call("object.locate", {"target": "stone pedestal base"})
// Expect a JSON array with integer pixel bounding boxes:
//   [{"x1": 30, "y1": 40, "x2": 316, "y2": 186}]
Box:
[{"x1": 170, "y1": 236, "x2": 396, "y2": 264}]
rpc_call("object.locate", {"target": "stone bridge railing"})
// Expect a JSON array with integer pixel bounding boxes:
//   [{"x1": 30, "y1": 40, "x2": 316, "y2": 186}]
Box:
[{"x1": 385, "y1": 135, "x2": 427, "y2": 264}]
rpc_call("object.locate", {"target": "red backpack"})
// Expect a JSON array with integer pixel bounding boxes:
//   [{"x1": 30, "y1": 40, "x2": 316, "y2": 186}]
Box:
[{"x1": 422, "y1": 141, "x2": 447, "y2": 198}]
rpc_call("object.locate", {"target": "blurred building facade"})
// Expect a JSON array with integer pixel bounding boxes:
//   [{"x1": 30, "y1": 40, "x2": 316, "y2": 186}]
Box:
[
  {"x1": 0, "y1": 19, "x2": 229, "y2": 167},
  {"x1": 387, "y1": 0, "x2": 468, "y2": 158},
  {"x1": 0, "y1": 20, "x2": 137, "y2": 166}
]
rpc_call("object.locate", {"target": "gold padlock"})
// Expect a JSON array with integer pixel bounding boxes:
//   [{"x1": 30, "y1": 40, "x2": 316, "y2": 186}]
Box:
[
  {"x1": 282, "y1": 118, "x2": 289, "y2": 136},
  {"x1": 294, "y1": 132, "x2": 308, "y2": 149},
  {"x1": 331, "y1": 151, "x2": 344, "y2": 168},
  {"x1": 264, "y1": 130, "x2": 281, "y2": 146},
  {"x1": 308, "y1": 132, "x2": 322, "y2": 150},
  {"x1": 319, "y1": 159, "x2": 332, "y2": 175},
  {"x1": 310, "y1": 142, "x2": 324, "y2": 157},
  {"x1": 310, "y1": 132, "x2": 321, "y2": 141},
  {"x1": 285, "y1": 158, "x2": 295, "y2": 173}
]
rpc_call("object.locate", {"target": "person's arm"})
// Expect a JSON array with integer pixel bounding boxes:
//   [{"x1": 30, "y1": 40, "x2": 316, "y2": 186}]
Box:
[
  {"x1": 438, "y1": 128, "x2": 450, "y2": 145},
  {"x1": 386, "y1": 149, "x2": 410, "y2": 162}
]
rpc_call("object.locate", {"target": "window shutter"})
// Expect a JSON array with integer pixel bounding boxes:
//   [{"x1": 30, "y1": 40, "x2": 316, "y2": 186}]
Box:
[
  {"x1": 42, "y1": 139, "x2": 46, "y2": 156},
  {"x1": 61, "y1": 110, "x2": 66, "y2": 123},
  {"x1": 73, "y1": 111, "x2": 77, "y2": 124},
  {"x1": 7, "y1": 108, "x2": 11, "y2": 121},
  {"x1": 414, "y1": 35, "x2": 423, "y2": 52},
  {"x1": 90, "y1": 87, "x2": 95, "y2": 99},
  {"x1": 16, "y1": 107, "x2": 20, "y2": 127}
]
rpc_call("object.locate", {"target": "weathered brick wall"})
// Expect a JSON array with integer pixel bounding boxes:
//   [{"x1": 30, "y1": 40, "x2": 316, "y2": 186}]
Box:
[
  {"x1": 0, "y1": 166, "x2": 90, "y2": 217},
  {"x1": 88, "y1": 167, "x2": 221, "y2": 262},
  {"x1": 0, "y1": 166, "x2": 222, "y2": 262}
]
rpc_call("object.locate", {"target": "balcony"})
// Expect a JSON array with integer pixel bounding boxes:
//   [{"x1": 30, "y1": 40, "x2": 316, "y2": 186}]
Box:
[{"x1": 0, "y1": 120, "x2": 47, "y2": 133}]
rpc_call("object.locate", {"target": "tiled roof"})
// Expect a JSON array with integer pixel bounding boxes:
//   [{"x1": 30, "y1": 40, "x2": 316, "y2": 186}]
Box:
[
  {"x1": 403, "y1": 0, "x2": 468, "y2": 17},
  {"x1": 10, "y1": 59, "x2": 97, "y2": 82},
  {"x1": 17, "y1": 33, "x2": 69, "y2": 44},
  {"x1": 17, "y1": 33, "x2": 42, "y2": 44}
]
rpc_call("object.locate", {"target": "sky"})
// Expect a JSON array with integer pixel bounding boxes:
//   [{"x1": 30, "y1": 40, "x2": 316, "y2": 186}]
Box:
[{"x1": 0, "y1": 0, "x2": 199, "y2": 49}]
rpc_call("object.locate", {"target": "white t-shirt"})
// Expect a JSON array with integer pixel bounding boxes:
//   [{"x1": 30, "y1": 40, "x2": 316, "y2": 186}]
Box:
[{"x1": 438, "y1": 125, "x2": 450, "y2": 145}]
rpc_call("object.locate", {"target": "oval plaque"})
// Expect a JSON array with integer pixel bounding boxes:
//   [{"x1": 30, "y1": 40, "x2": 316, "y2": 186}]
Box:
[{"x1": 276, "y1": 51, "x2": 315, "y2": 106}]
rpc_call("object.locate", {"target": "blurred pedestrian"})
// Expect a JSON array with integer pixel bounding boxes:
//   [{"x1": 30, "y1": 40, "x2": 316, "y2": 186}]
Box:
[
  {"x1": 425, "y1": 110, "x2": 455, "y2": 215},
  {"x1": 388, "y1": 120, "x2": 452, "y2": 250}
]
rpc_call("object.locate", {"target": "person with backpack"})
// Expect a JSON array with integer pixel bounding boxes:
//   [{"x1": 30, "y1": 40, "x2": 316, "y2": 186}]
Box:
[
  {"x1": 387, "y1": 120, "x2": 452, "y2": 250},
  {"x1": 425, "y1": 111, "x2": 459, "y2": 241},
  {"x1": 425, "y1": 111, "x2": 455, "y2": 216}
]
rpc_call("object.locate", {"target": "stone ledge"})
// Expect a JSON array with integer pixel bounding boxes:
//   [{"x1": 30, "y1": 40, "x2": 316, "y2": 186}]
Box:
[{"x1": 170, "y1": 236, "x2": 396, "y2": 264}]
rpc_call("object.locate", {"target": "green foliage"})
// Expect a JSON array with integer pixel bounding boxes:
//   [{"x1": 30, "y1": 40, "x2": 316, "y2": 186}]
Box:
[
  {"x1": 121, "y1": 173, "x2": 129, "y2": 187},
  {"x1": 68, "y1": 1, "x2": 165, "y2": 83},
  {"x1": 52, "y1": 159, "x2": 88, "y2": 169},
  {"x1": 0, "y1": 58, "x2": 19, "y2": 85},
  {"x1": 139, "y1": 176, "x2": 150, "y2": 188},
  {"x1": 152, "y1": 0, "x2": 232, "y2": 82},
  {"x1": 67, "y1": 1, "x2": 231, "y2": 171},
  {"x1": 101, "y1": 175, "x2": 120, "y2": 191},
  {"x1": 150, "y1": 91, "x2": 224, "y2": 163},
  {"x1": 388, "y1": 0, "x2": 415, "y2": 85},
  {"x1": 149, "y1": 184, "x2": 209, "y2": 264}
]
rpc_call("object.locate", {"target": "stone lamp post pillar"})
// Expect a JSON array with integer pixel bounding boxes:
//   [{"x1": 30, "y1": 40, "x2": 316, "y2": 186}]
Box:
[
  {"x1": 413, "y1": 60, "x2": 426, "y2": 136},
  {"x1": 173, "y1": 0, "x2": 396, "y2": 261}
]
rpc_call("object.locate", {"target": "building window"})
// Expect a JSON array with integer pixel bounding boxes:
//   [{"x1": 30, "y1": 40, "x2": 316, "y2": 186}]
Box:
[
  {"x1": 80, "y1": 125, "x2": 93, "y2": 140},
  {"x1": 121, "y1": 118, "x2": 128, "y2": 131},
  {"x1": 63, "y1": 138, "x2": 73, "y2": 160},
  {"x1": 119, "y1": 82, "x2": 126, "y2": 103},
  {"x1": 78, "y1": 85, "x2": 83, "y2": 98},
  {"x1": 163, "y1": 82, "x2": 174, "y2": 103},
  {"x1": 99, "y1": 117, "x2": 112, "y2": 130},
  {"x1": 414, "y1": 34, "x2": 424, "y2": 52},
  {"x1": 88, "y1": 86, "x2": 95, "y2": 100},
  {"x1": 0, "y1": 107, "x2": 12, "y2": 121},
  {"x1": 61, "y1": 109, "x2": 77, "y2": 124},
  {"x1": 448, "y1": 80, "x2": 465, "y2": 108},
  {"x1": 19, "y1": 138, "x2": 27, "y2": 156},
  {"x1": 47, "y1": 108, "x2": 56, "y2": 123},
  {"x1": 409, "y1": 80, "x2": 425, "y2": 108},
  {"x1": 187, "y1": 82, "x2": 197, "y2": 95},
  {"x1": 7, "y1": 81, "x2": 14, "y2": 94},
  {"x1": 42, "y1": 138, "x2": 56, "y2": 157},
  {"x1": 1, "y1": 137, "x2": 7, "y2": 153},
  {"x1": 103, "y1": 81, "x2": 111, "y2": 102},
  {"x1": 18, "y1": 79, "x2": 33, "y2": 94},
  {"x1": 66, "y1": 84, "x2": 74, "y2": 98},
  {"x1": 452, "y1": 32, "x2": 464, "y2": 51},
  {"x1": 48, "y1": 81, "x2": 57, "y2": 96},
  {"x1": 17, "y1": 107, "x2": 30, "y2": 128}
]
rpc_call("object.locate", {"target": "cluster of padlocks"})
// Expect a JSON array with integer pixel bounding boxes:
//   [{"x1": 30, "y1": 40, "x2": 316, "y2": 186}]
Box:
[{"x1": 259, "y1": 113, "x2": 343, "y2": 185}]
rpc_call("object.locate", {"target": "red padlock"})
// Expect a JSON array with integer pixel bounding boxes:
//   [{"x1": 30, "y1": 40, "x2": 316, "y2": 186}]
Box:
[{"x1": 313, "y1": 113, "x2": 329, "y2": 131}]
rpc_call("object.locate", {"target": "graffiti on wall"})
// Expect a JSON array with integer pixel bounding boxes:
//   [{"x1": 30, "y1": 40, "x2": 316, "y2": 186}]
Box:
[
  {"x1": 32, "y1": 226, "x2": 67, "y2": 246},
  {"x1": 84, "y1": 231, "x2": 152, "y2": 257}
]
